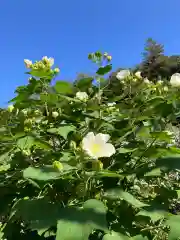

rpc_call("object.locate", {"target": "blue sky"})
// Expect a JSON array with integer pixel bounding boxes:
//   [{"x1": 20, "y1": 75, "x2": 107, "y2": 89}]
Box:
[{"x1": 1, "y1": 0, "x2": 180, "y2": 106}]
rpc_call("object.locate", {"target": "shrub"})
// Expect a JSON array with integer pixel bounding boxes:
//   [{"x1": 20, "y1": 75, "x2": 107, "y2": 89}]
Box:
[{"x1": 0, "y1": 52, "x2": 180, "y2": 240}]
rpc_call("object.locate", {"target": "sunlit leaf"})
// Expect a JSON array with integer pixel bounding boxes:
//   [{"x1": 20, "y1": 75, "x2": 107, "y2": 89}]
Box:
[
  {"x1": 103, "y1": 232, "x2": 129, "y2": 240},
  {"x1": 56, "y1": 199, "x2": 107, "y2": 240},
  {"x1": 16, "y1": 136, "x2": 35, "y2": 150},
  {"x1": 55, "y1": 81, "x2": 73, "y2": 94},
  {"x1": 103, "y1": 189, "x2": 148, "y2": 208},
  {"x1": 166, "y1": 215, "x2": 180, "y2": 240},
  {"x1": 23, "y1": 166, "x2": 61, "y2": 181},
  {"x1": 96, "y1": 64, "x2": 112, "y2": 75},
  {"x1": 47, "y1": 125, "x2": 76, "y2": 139}
]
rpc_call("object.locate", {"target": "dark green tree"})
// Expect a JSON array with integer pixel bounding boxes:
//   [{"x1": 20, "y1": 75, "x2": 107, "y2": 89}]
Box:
[{"x1": 140, "y1": 38, "x2": 166, "y2": 80}]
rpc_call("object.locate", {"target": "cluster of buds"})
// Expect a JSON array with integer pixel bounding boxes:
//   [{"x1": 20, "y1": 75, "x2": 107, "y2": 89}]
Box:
[
  {"x1": 24, "y1": 56, "x2": 59, "y2": 75},
  {"x1": 88, "y1": 51, "x2": 112, "y2": 63}
]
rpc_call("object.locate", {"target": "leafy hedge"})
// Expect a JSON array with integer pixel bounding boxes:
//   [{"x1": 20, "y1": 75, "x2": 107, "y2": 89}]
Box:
[{"x1": 0, "y1": 53, "x2": 180, "y2": 240}]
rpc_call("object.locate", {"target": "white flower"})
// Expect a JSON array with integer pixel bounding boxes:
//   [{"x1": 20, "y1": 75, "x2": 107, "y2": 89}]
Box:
[
  {"x1": 135, "y1": 71, "x2": 142, "y2": 78},
  {"x1": 107, "y1": 102, "x2": 116, "y2": 107},
  {"x1": 42, "y1": 56, "x2": 54, "y2": 67},
  {"x1": 170, "y1": 73, "x2": 180, "y2": 87},
  {"x1": 144, "y1": 78, "x2": 150, "y2": 84},
  {"x1": 7, "y1": 105, "x2": 14, "y2": 113},
  {"x1": 76, "y1": 92, "x2": 88, "y2": 101},
  {"x1": 24, "y1": 59, "x2": 32, "y2": 68},
  {"x1": 116, "y1": 70, "x2": 130, "y2": 80},
  {"x1": 52, "y1": 111, "x2": 59, "y2": 118},
  {"x1": 82, "y1": 132, "x2": 116, "y2": 159}
]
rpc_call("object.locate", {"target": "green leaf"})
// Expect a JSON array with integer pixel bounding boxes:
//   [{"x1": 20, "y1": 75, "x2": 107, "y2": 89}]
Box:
[
  {"x1": 34, "y1": 138, "x2": 52, "y2": 150},
  {"x1": 30, "y1": 69, "x2": 52, "y2": 78},
  {"x1": 136, "y1": 209, "x2": 166, "y2": 222},
  {"x1": 131, "y1": 235, "x2": 148, "y2": 240},
  {"x1": 75, "y1": 77, "x2": 93, "y2": 91},
  {"x1": 96, "y1": 64, "x2": 112, "y2": 75},
  {"x1": 103, "y1": 189, "x2": 148, "y2": 208},
  {"x1": 56, "y1": 199, "x2": 107, "y2": 240},
  {"x1": 47, "y1": 125, "x2": 76, "y2": 139},
  {"x1": 16, "y1": 136, "x2": 35, "y2": 150},
  {"x1": 55, "y1": 81, "x2": 73, "y2": 94},
  {"x1": 144, "y1": 168, "x2": 161, "y2": 177},
  {"x1": 23, "y1": 166, "x2": 61, "y2": 181},
  {"x1": 12, "y1": 199, "x2": 62, "y2": 231},
  {"x1": 118, "y1": 148, "x2": 138, "y2": 154},
  {"x1": 156, "y1": 155, "x2": 180, "y2": 171},
  {"x1": 0, "y1": 150, "x2": 11, "y2": 164},
  {"x1": 103, "y1": 232, "x2": 129, "y2": 240},
  {"x1": 0, "y1": 164, "x2": 10, "y2": 172},
  {"x1": 95, "y1": 171, "x2": 124, "y2": 178},
  {"x1": 166, "y1": 215, "x2": 180, "y2": 240},
  {"x1": 40, "y1": 93, "x2": 58, "y2": 103},
  {"x1": 83, "y1": 199, "x2": 107, "y2": 231}
]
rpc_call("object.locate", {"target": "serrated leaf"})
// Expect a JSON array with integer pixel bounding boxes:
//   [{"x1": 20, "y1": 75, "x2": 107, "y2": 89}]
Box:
[
  {"x1": 96, "y1": 64, "x2": 112, "y2": 75},
  {"x1": 55, "y1": 81, "x2": 73, "y2": 94},
  {"x1": 16, "y1": 136, "x2": 35, "y2": 150},
  {"x1": 104, "y1": 189, "x2": 148, "y2": 208}
]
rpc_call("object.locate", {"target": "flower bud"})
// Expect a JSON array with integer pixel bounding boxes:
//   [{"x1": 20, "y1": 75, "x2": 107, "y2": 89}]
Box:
[
  {"x1": 107, "y1": 55, "x2": 112, "y2": 61},
  {"x1": 92, "y1": 160, "x2": 103, "y2": 171},
  {"x1": 52, "y1": 111, "x2": 59, "y2": 118},
  {"x1": 163, "y1": 86, "x2": 169, "y2": 92},
  {"x1": 42, "y1": 56, "x2": 54, "y2": 67},
  {"x1": 53, "y1": 161, "x2": 63, "y2": 171},
  {"x1": 24, "y1": 59, "x2": 32, "y2": 68},
  {"x1": 54, "y1": 68, "x2": 60, "y2": 74},
  {"x1": 7, "y1": 105, "x2": 14, "y2": 113}
]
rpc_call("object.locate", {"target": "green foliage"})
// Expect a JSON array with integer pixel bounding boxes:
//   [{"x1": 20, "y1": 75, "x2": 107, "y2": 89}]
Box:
[{"x1": 0, "y1": 53, "x2": 180, "y2": 240}]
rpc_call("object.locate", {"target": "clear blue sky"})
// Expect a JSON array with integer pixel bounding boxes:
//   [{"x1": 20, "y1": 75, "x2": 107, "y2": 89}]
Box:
[{"x1": 1, "y1": 0, "x2": 180, "y2": 106}]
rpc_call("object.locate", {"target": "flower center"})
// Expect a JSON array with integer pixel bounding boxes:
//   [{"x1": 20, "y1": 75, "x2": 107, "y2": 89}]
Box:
[{"x1": 91, "y1": 143, "x2": 101, "y2": 154}]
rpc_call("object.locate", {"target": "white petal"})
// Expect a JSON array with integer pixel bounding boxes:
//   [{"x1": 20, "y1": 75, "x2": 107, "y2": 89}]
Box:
[
  {"x1": 82, "y1": 132, "x2": 95, "y2": 150},
  {"x1": 95, "y1": 133, "x2": 110, "y2": 143},
  {"x1": 170, "y1": 73, "x2": 180, "y2": 87},
  {"x1": 135, "y1": 71, "x2": 142, "y2": 78},
  {"x1": 95, "y1": 143, "x2": 116, "y2": 158},
  {"x1": 116, "y1": 70, "x2": 130, "y2": 80},
  {"x1": 103, "y1": 143, "x2": 116, "y2": 157}
]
